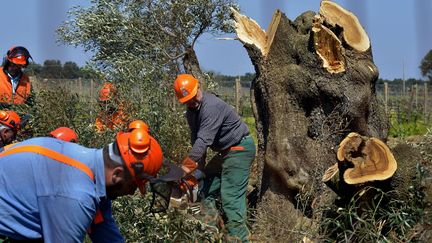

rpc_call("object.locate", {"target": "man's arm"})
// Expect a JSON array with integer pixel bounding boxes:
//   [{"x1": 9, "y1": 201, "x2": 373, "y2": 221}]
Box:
[{"x1": 89, "y1": 199, "x2": 124, "y2": 243}]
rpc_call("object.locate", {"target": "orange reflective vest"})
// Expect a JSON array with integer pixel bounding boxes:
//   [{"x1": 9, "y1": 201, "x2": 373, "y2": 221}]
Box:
[
  {"x1": 95, "y1": 107, "x2": 127, "y2": 132},
  {"x1": 0, "y1": 144, "x2": 94, "y2": 180},
  {"x1": 0, "y1": 67, "x2": 31, "y2": 105}
]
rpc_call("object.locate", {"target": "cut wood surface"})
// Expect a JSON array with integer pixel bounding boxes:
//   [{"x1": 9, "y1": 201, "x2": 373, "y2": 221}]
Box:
[
  {"x1": 337, "y1": 133, "x2": 397, "y2": 184},
  {"x1": 319, "y1": 0, "x2": 370, "y2": 52}
]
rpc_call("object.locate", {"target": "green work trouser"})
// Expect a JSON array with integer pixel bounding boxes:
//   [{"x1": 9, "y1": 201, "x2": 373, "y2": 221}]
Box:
[{"x1": 202, "y1": 135, "x2": 256, "y2": 242}]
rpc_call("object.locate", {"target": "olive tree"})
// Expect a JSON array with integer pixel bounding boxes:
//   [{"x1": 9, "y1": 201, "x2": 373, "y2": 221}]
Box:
[
  {"x1": 55, "y1": 0, "x2": 238, "y2": 241},
  {"x1": 57, "y1": 0, "x2": 237, "y2": 158}
]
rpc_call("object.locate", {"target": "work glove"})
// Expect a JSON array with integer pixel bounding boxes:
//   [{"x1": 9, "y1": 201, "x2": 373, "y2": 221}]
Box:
[{"x1": 181, "y1": 156, "x2": 198, "y2": 175}]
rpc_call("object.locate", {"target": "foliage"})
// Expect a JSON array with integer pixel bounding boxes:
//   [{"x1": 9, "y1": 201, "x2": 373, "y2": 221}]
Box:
[
  {"x1": 112, "y1": 194, "x2": 221, "y2": 243},
  {"x1": 388, "y1": 109, "x2": 430, "y2": 138},
  {"x1": 40, "y1": 60, "x2": 63, "y2": 79},
  {"x1": 209, "y1": 71, "x2": 255, "y2": 82},
  {"x1": 63, "y1": 61, "x2": 82, "y2": 79},
  {"x1": 51, "y1": 0, "x2": 240, "y2": 241},
  {"x1": 57, "y1": 0, "x2": 237, "y2": 77},
  {"x1": 420, "y1": 49, "x2": 432, "y2": 81}
]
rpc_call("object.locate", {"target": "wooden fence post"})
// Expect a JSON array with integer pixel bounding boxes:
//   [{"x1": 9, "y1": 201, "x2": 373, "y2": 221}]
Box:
[
  {"x1": 424, "y1": 82, "x2": 428, "y2": 123},
  {"x1": 235, "y1": 77, "x2": 241, "y2": 114},
  {"x1": 415, "y1": 83, "x2": 418, "y2": 109},
  {"x1": 90, "y1": 79, "x2": 94, "y2": 102},
  {"x1": 384, "y1": 82, "x2": 388, "y2": 113}
]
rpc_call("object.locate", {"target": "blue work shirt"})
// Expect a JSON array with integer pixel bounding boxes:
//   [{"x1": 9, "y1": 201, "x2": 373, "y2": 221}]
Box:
[{"x1": 0, "y1": 137, "x2": 124, "y2": 243}]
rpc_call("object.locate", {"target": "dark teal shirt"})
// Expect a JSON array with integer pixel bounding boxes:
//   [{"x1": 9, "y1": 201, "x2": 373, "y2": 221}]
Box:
[{"x1": 186, "y1": 92, "x2": 249, "y2": 163}]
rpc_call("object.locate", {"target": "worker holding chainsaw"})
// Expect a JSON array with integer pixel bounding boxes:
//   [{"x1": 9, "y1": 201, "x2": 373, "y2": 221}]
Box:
[
  {"x1": 173, "y1": 74, "x2": 256, "y2": 242},
  {"x1": 0, "y1": 122, "x2": 165, "y2": 242}
]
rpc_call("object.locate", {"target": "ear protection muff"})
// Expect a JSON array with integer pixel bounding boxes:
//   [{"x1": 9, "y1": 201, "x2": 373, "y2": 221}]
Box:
[{"x1": 0, "y1": 110, "x2": 9, "y2": 121}]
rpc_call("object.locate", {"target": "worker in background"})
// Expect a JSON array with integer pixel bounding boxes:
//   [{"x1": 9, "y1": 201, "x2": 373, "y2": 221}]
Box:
[
  {"x1": 49, "y1": 127, "x2": 79, "y2": 143},
  {"x1": 95, "y1": 82, "x2": 127, "y2": 132},
  {"x1": 128, "y1": 119, "x2": 149, "y2": 133},
  {"x1": 0, "y1": 110, "x2": 21, "y2": 149},
  {"x1": 173, "y1": 74, "x2": 256, "y2": 242},
  {"x1": 0, "y1": 46, "x2": 32, "y2": 106},
  {"x1": 0, "y1": 125, "x2": 163, "y2": 242}
]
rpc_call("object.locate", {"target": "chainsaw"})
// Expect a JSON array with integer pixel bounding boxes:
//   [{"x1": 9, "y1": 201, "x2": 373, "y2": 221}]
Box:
[{"x1": 146, "y1": 159, "x2": 203, "y2": 214}]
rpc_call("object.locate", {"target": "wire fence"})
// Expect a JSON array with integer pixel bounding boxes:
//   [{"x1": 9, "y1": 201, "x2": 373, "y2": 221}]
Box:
[{"x1": 376, "y1": 82, "x2": 431, "y2": 122}]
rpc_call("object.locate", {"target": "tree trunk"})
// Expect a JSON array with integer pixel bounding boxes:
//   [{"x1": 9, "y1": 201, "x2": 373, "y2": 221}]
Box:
[
  {"x1": 183, "y1": 45, "x2": 206, "y2": 89},
  {"x1": 232, "y1": 1, "x2": 389, "y2": 202}
]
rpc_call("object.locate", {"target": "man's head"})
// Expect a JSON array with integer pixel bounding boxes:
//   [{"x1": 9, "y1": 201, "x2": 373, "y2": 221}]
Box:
[
  {"x1": 49, "y1": 127, "x2": 78, "y2": 143},
  {"x1": 0, "y1": 110, "x2": 20, "y2": 147},
  {"x1": 3, "y1": 46, "x2": 32, "y2": 76},
  {"x1": 103, "y1": 128, "x2": 163, "y2": 200},
  {"x1": 173, "y1": 74, "x2": 203, "y2": 110}
]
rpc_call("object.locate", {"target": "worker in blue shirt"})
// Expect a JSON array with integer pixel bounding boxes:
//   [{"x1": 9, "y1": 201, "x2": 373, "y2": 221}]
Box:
[
  {"x1": 0, "y1": 126, "x2": 163, "y2": 242},
  {"x1": 49, "y1": 126, "x2": 124, "y2": 242}
]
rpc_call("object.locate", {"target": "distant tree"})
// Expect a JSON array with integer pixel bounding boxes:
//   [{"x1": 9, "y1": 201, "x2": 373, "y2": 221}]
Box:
[
  {"x1": 242, "y1": 72, "x2": 255, "y2": 81},
  {"x1": 420, "y1": 50, "x2": 432, "y2": 81},
  {"x1": 40, "y1": 60, "x2": 63, "y2": 79},
  {"x1": 63, "y1": 61, "x2": 81, "y2": 79},
  {"x1": 79, "y1": 66, "x2": 98, "y2": 79},
  {"x1": 25, "y1": 63, "x2": 42, "y2": 77}
]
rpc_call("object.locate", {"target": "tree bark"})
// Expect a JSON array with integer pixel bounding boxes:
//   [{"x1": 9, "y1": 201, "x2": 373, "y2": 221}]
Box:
[
  {"x1": 183, "y1": 45, "x2": 206, "y2": 89},
  {"x1": 232, "y1": 1, "x2": 389, "y2": 203}
]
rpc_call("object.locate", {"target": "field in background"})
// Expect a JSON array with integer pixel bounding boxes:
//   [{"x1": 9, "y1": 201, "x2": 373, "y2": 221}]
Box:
[{"x1": 32, "y1": 77, "x2": 432, "y2": 139}]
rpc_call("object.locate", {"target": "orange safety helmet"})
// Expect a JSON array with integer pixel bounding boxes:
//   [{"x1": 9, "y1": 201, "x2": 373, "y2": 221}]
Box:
[
  {"x1": 99, "y1": 82, "x2": 116, "y2": 101},
  {"x1": 128, "y1": 120, "x2": 149, "y2": 133},
  {"x1": 115, "y1": 128, "x2": 163, "y2": 194},
  {"x1": 173, "y1": 74, "x2": 199, "y2": 103},
  {"x1": 6, "y1": 46, "x2": 32, "y2": 67},
  {"x1": 50, "y1": 127, "x2": 79, "y2": 143},
  {"x1": 0, "y1": 110, "x2": 21, "y2": 131}
]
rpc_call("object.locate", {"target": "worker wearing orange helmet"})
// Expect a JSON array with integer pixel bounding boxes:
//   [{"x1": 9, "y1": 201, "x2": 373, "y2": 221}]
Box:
[
  {"x1": 0, "y1": 125, "x2": 164, "y2": 242},
  {"x1": 128, "y1": 119, "x2": 149, "y2": 133},
  {"x1": 0, "y1": 110, "x2": 21, "y2": 149},
  {"x1": 49, "y1": 127, "x2": 79, "y2": 143},
  {"x1": 95, "y1": 82, "x2": 128, "y2": 132},
  {"x1": 0, "y1": 46, "x2": 32, "y2": 105},
  {"x1": 173, "y1": 74, "x2": 256, "y2": 242}
]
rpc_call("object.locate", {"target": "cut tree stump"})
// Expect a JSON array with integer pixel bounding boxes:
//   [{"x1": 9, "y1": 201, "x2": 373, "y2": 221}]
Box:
[
  {"x1": 323, "y1": 132, "x2": 397, "y2": 198},
  {"x1": 232, "y1": 0, "x2": 389, "y2": 204}
]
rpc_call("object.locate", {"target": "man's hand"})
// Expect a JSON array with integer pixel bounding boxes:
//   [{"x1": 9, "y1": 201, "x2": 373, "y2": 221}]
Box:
[{"x1": 181, "y1": 156, "x2": 198, "y2": 175}]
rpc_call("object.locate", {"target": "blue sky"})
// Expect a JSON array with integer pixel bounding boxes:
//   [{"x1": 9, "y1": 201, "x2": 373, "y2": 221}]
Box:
[{"x1": 1, "y1": 0, "x2": 431, "y2": 80}]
